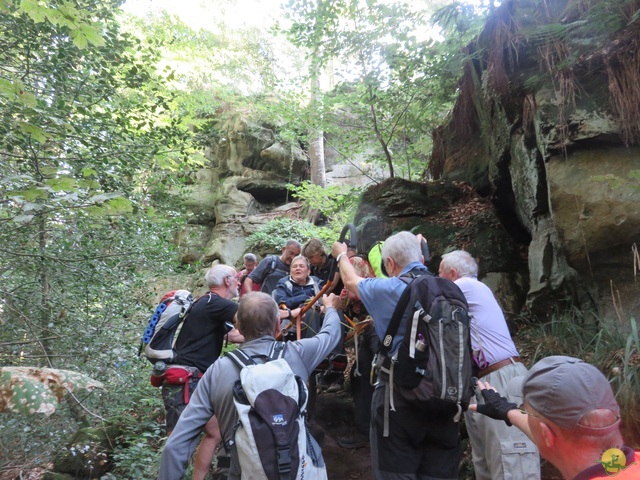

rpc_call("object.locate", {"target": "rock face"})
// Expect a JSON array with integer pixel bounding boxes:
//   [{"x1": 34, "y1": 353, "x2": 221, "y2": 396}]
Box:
[
  {"x1": 353, "y1": 178, "x2": 529, "y2": 313},
  {"x1": 428, "y1": 0, "x2": 640, "y2": 320},
  {"x1": 175, "y1": 113, "x2": 378, "y2": 270},
  {"x1": 170, "y1": 0, "x2": 640, "y2": 324}
]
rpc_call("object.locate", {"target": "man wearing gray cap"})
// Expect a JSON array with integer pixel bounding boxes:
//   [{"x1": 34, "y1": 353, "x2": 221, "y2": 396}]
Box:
[{"x1": 470, "y1": 355, "x2": 640, "y2": 480}]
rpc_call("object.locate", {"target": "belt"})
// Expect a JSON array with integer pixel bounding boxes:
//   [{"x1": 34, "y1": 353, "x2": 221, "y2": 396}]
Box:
[{"x1": 478, "y1": 356, "x2": 520, "y2": 378}]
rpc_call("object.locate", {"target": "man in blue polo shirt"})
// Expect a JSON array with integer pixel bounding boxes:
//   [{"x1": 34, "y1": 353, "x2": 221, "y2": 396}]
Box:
[{"x1": 332, "y1": 231, "x2": 461, "y2": 480}]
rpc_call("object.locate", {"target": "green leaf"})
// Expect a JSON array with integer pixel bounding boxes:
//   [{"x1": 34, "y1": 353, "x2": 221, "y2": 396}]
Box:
[
  {"x1": 40, "y1": 166, "x2": 59, "y2": 176},
  {"x1": 45, "y1": 177, "x2": 77, "y2": 192},
  {"x1": 18, "y1": 122, "x2": 47, "y2": 143},
  {"x1": 104, "y1": 196, "x2": 134, "y2": 214},
  {"x1": 9, "y1": 187, "x2": 48, "y2": 201},
  {"x1": 81, "y1": 168, "x2": 98, "y2": 178},
  {"x1": 71, "y1": 30, "x2": 88, "y2": 49},
  {"x1": 0, "y1": 78, "x2": 37, "y2": 107},
  {"x1": 80, "y1": 23, "x2": 106, "y2": 47},
  {"x1": 12, "y1": 214, "x2": 35, "y2": 223},
  {"x1": 77, "y1": 178, "x2": 101, "y2": 190},
  {"x1": 23, "y1": 202, "x2": 43, "y2": 212},
  {"x1": 21, "y1": 0, "x2": 47, "y2": 23}
]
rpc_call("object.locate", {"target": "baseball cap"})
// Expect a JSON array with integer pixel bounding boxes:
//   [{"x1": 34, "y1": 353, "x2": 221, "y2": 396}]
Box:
[{"x1": 522, "y1": 356, "x2": 620, "y2": 434}]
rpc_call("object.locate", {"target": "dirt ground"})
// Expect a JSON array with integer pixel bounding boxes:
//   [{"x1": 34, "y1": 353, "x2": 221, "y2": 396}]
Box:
[
  {"x1": 311, "y1": 388, "x2": 564, "y2": 480},
  {"x1": 311, "y1": 389, "x2": 373, "y2": 479}
]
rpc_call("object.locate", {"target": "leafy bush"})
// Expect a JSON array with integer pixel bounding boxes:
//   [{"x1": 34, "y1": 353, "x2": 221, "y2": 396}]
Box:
[
  {"x1": 108, "y1": 405, "x2": 164, "y2": 480},
  {"x1": 287, "y1": 182, "x2": 361, "y2": 240},
  {"x1": 245, "y1": 218, "x2": 326, "y2": 254}
]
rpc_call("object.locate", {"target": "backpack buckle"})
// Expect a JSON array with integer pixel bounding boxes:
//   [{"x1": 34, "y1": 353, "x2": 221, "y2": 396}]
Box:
[{"x1": 276, "y1": 445, "x2": 292, "y2": 474}]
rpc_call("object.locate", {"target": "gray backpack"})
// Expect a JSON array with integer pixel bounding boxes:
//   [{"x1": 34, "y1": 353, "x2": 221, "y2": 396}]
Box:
[{"x1": 226, "y1": 342, "x2": 327, "y2": 480}]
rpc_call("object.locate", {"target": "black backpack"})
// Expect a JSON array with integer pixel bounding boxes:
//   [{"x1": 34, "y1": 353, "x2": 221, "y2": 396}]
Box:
[
  {"x1": 378, "y1": 270, "x2": 474, "y2": 421},
  {"x1": 259, "y1": 255, "x2": 289, "y2": 294}
]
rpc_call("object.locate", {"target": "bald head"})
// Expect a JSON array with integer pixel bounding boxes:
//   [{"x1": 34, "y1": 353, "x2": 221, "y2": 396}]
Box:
[{"x1": 237, "y1": 292, "x2": 279, "y2": 340}]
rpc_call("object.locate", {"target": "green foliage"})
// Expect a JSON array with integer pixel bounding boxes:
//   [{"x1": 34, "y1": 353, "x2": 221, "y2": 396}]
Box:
[
  {"x1": 282, "y1": 0, "x2": 471, "y2": 180},
  {"x1": 615, "y1": 317, "x2": 640, "y2": 443},
  {"x1": 287, "y1": 181, "x2": 361, "y2": 238},
  {"x1": 0, "y1": 0, "x2": 193, "y2": 475},
  {"x1": 108, "y1": 400, "x2": 165, "y2": 479},
  {"x1": 246, "y1": 217, "x2": 327, "y2": 253},
  {"x1": 287, "y1": 181, "x2": 356, "y2": 219}
]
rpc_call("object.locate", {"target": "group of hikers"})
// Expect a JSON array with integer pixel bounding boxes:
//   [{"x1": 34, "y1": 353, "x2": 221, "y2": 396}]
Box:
[{"x1": 153, "y1": 231, "x2": 639, "y2": 480}]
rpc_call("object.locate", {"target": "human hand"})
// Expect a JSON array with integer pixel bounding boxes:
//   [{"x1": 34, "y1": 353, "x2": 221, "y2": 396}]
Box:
[
  {"x1": 322, "y1": 293, "x2": 341, "y2": 310},
  {"x1": 469, "y1": 380, "x2": 518, "y2": 426},
  {"x1": 331, "y1": 242, "x2": 348, "y2": 259}
]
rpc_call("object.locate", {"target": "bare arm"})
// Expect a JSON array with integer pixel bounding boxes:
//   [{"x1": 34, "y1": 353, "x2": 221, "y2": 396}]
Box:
[
  {"x1": 331, "y1": 242, "x2": 363, "y2": 295},
  {"x1": 506, "y1": 409, "x2": 533, "y2": 441},
  {"x1": 225, "y1": 328, "x2": 244, "y2": 344},
  {"x1": 243, "y1": 276, "x2": 254, "y2": 293}
]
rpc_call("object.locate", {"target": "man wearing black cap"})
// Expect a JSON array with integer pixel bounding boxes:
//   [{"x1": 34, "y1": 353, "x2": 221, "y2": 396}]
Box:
[{"x1": 471, "y1": 355, "x2": 640, "y2": 480}]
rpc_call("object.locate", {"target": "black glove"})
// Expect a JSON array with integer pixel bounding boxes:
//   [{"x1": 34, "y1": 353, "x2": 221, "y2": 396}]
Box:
[{"x1": 475, "y1": 389, "x2": 518, "y2": 426}]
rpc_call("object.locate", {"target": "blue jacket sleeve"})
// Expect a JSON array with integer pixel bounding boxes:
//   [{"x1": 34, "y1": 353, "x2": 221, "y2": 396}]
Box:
[{"x1": 272, "y1": 281, "x2": 288, "y2": 306}]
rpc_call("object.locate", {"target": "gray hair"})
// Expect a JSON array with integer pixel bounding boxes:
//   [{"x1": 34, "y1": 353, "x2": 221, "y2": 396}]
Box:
[
  {"x1": 291, "y1": 254, "x2": 310, "y2": 268},
  {"x1": 381, "y1": 231, "x2": 421, "y2": 270},
  {"x1": 243, "y1": 253, "x2": 257, "y2": 263},
  {"x1": 237, "y1": 292, "x2": 279, "y2": 340},
  {"x1": 284, "y1": 239, "x2": 301, "y2": 249},
  {"x1": 205, "y1": 264, "x2": 236, "y2": 288},
  {"x1": 440, "y1": 250, "x2": 478, "y2": 278}
]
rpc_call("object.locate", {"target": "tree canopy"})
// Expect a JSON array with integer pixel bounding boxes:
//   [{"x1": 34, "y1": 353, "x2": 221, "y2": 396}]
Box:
[{"x1": 0, "y1": 0, "x2": 495, "y2": 476}]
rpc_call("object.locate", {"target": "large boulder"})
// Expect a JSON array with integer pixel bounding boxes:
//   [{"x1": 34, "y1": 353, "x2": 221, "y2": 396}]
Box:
[{"x1": 354, "y1": 178, "x2": 528, "y2": 315}]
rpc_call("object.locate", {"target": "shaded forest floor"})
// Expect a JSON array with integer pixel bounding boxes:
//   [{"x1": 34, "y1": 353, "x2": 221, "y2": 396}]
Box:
[{"x1": 312, "y1": 378, "x2": 564, "y2": 480}]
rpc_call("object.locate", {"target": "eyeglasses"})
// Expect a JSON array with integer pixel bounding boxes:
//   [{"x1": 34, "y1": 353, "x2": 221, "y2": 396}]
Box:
[{"x1": 517, "y1": 404, "x2": 543, "y2": 420}]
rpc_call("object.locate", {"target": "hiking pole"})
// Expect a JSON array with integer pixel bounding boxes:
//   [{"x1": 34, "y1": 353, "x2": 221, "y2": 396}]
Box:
[
  {"x1": 420, "y1": 238, "x2": 430, "y2": 265},
  {"x1": 294, "y1": 223, "x2": 358, "y2": 340}
]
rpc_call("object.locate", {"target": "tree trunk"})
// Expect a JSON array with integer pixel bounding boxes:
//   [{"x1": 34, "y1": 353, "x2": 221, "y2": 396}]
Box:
[
  {"x1": 308, "y1": 61, "x2": 326, "y2": 187},
  {"x1": 368, "y1": 85, "x2": 395, "y2": 178}
]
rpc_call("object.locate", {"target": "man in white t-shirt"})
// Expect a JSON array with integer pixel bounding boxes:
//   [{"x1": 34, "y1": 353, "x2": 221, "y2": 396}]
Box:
[{"x1": 439, "y1": 250, "x2": 540, "y2": 480}]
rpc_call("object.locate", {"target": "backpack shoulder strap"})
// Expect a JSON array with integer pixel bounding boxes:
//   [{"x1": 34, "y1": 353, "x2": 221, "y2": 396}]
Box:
[
  {"x1": 379, "y1": 270, "x2": 434, "y2": 356},
  {"x1": 226, "y1": 349, "x2": 256, "y2": 369},
  {"x1": 285, "y1": 279, "x2": 293, "y2": 293},
  {"x1": 380, "y1": 280, "x2": 413, "y2": 355},
  {"x1": 227, "y1": 342, "x2": 285, "y2": 369},
  {"x1": 268, "y1": 341, "x2": 286, "y2": 361}
]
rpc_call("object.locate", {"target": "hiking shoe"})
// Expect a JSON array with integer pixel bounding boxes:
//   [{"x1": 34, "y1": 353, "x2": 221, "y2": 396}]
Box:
[{"x1": 337, "y1": 433, "x2": 369, "y2": 449}]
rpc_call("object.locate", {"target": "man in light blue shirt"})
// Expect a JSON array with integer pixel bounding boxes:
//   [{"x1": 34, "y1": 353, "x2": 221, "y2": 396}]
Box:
[{"x1": 333, "y1": 231, "x2": 461, "y2": 480}]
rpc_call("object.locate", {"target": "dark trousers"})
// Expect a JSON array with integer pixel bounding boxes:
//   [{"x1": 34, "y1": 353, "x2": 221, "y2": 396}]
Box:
[{"x1": 351, "y1": 326, "x2": 379, "y2": 434}]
